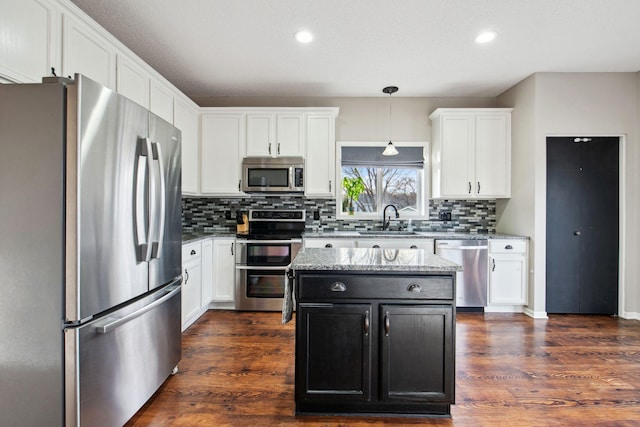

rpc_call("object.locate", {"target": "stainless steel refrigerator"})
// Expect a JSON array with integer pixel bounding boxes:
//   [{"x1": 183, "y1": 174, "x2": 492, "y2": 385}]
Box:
[{"x1": 0, "y1": 74, "x2": 182, "y2": 426}]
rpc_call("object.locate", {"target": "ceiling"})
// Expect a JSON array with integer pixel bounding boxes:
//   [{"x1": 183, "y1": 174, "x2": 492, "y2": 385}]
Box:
[{"x1": 69, "y1": 0, "x2": 640, "y2": 101}]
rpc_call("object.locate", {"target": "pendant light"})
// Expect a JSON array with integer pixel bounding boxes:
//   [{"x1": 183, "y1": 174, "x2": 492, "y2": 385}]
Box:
[{"x1": 382, "y1": 86, "x2": 399, "y2": 156}]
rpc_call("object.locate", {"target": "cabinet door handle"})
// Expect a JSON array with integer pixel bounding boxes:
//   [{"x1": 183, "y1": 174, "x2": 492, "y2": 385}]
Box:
[
  {"x1": 190, "y1": 249, "x2": 196, "y2": 255},
  {"x1": 492, "y1": 258, "x2": 496, "y2": 272},
  {"x1": 330, "y1": 282, "x2": 346, "y2": 292},
  {"x1": 268, "y1": 143, "x2": 272, "y2": 155},
  {"x1": 477, "y1": 181, "x2": 480, "y2": 194},
  {"x1": 184, "y1": 268, "x2": 189, "y2": 284},
  {"x1": 505, "y1": 244, "x2": 513, "y2": 250},
  {"x1": 231, "y1": 242, "x2": 234, "y2": 256},
  {"x1": 277, "y1": 143, "x2": 280, "y2": 155},
  {"x1": 468, "y1": 182, "x2": 472, "y2": 194},
  {"x1": 364, "y1": 311, "x2": 370, "y2": 336},
  {"x1": 238, "y1": 180, "x2": 241, "y2": 191},
  {"x1": 329, "y1": 180, "x2": 332, "y2": 192},
  {"x1": 407, "y1": 283, "x2": 422, "y2": 292},
  {"x1": 384, "y1": 312, "x2": 390, "y2": 336},
  {"x1": 325, "y1": 243, "x2": 333, "y2": 248}
]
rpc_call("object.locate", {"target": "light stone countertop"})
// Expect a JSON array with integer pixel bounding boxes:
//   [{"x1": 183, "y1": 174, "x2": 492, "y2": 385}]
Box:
[
  {"x1": 302, "y1": 231, "x2": 529, "y2": 240},
  {"x1": 291, "y1": 247, "x2": 462, "y2": 273}
]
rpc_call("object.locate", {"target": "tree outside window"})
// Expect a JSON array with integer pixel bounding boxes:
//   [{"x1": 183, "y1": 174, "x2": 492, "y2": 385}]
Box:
[{"x1": 341, "y1": 166, "x2": 420, "y2": 215}]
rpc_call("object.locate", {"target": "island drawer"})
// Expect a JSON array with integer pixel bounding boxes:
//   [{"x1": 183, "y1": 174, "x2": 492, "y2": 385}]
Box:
[{"x1": 297, "y1": 274, "x2": 454, "y2": 301}]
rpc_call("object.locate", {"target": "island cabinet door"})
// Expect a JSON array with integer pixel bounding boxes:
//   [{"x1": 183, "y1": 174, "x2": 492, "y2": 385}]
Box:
[
  {"x1": 296, "y1": 303, "x2": 372, "y2": 403},
  {"x1": 379, "y1": 305, "x2": 454, "y2": 403}
]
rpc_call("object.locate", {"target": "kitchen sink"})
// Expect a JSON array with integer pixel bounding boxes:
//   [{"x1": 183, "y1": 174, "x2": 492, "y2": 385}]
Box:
[{"x1": 357, "y1": 231, "x2": 419, "y2": 236}]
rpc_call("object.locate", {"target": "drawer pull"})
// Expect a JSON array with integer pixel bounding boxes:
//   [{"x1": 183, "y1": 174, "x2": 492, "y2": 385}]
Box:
[
  {"x1": 330, "y1": 282, "x2": 346, "y2": 292},
  {"x1": 410, "y1": 245, "x2": 418, "y2": 249},
  {"x1": 505, "y1": 244, "x2": 513, "y2": 250},
  {"x1": 325, "y1": 243, "x2": 333, "y2": 248},
  {"x1": 384, "y1": 312, "x2": 390, "y2": 336},
  {"x1": 364, "y1": 311, "x2": 370, "y2": 336},
  {"x1": 190, "y1": 249, "x2": 196, "y2": 255},
  {"x1": 372, "y1": 244, "x2": 380, "y2": 248},
  {"x1": 407, "y1": 283, "x2": 422, "y2": 293}
]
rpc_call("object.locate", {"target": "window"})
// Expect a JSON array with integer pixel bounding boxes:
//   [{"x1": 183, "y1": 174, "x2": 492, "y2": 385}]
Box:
[{"x1": 337, "y1": 143, "x2": 428, "y2": 218}]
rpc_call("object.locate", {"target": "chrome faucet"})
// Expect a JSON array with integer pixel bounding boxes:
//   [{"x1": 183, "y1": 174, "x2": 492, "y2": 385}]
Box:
[{"x1": 382, "y1": 204, "x2": 399, "y2": 231}]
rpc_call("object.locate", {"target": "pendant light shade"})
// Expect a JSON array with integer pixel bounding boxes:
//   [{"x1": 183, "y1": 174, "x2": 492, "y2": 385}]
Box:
[
  {"x1": 382, "y1": 86, "x2": 399, "y2": 156},
  {"x1": 382, "y1": 141, "x2": 399, "y2": 156}
]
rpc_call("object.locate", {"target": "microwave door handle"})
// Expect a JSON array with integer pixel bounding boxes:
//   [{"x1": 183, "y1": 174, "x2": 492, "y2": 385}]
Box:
[{"x1": 150, "y1": 142, "x2": 166, "y2": 259}]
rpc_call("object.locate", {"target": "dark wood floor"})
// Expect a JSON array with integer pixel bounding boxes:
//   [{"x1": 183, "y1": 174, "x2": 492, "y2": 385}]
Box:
[{"x1": 126, "y1": 311, "x2": 640, "y2": 426}]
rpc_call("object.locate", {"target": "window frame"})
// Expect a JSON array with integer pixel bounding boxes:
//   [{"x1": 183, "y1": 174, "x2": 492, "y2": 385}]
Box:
[{"x1": 335, "y1": 141, "x2": 430, "y2": 220}]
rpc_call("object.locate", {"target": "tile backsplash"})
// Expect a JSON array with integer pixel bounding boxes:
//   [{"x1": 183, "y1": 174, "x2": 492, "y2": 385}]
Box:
[{"x1": 182, "y1": 196, "x2": 496, "y2": 234}]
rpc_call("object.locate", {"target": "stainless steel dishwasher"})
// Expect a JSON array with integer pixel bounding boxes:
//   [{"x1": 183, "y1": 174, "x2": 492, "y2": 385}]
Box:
[{"x1": 435, "y1": 239, "x2": 488, "y2": 310}]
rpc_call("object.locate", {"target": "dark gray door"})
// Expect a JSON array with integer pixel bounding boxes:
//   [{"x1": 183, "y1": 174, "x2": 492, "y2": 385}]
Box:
[{"x1": 546, "y1": 136, "x2": 619, "y2": 314}]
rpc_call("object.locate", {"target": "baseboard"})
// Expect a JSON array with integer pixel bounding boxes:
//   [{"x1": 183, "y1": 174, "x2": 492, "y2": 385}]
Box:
[
  {"x1": 619, "y1": 311, "x2": 640, "y2": 321},
  {"x1": 484, "y1": 305, "x2": 524, "y2": 313},
  {"x1": 523, "y1": 307, "x2": 548, "y2": 319}
]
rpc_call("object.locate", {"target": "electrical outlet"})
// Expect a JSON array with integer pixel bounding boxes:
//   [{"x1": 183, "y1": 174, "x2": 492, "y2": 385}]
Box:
[{"x1": 439, "y1": 211, "x2": 452, "y2": 221}]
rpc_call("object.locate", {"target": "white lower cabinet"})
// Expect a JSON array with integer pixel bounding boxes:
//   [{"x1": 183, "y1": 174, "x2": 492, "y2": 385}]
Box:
[
  {"x1": 487, "y1": 240, "x2": 528, "y2": 307},
  {"x1": 181, "y1": 241, "x2": 203, "y2": 330},
  {"x1": 212, "y1": 238, "x2": 236, "y2": 305},
  {"x1": 201, "y1": 239, "x2": 214, "y2": 306}
]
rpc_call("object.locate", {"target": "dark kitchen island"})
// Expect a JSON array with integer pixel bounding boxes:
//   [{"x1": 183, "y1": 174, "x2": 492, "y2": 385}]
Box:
[{"x1": 290, "y1": 247, "x2": 462, "y2": 418}]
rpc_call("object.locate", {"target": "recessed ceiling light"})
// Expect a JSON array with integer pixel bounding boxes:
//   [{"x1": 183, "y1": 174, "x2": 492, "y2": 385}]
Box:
[
  {"x1": 294, "y1": 30, "x2": 313, "y2": 43},
  {"x1": 475, "y1": 31, "x2": 497, "y2": 44}
]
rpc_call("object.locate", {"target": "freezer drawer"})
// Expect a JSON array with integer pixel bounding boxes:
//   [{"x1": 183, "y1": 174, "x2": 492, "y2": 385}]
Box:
[{"x1": 65, "y1": 282, "x2": 181, "y2": 427}]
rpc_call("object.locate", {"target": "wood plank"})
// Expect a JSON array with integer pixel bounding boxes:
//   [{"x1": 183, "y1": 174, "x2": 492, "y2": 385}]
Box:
[{"x1": 126, "y1": 311, "x2": 640, "y2": 426}]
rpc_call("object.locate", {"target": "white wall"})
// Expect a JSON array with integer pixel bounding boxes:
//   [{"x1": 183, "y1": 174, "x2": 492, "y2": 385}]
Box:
[
  {"x1": 196, "y1": 96, "x2": 496, "y2": 141},
  {"x1": 497, "y1": 72, "x2": 640, "y2": 319},
  {"x1": 495, "y1": 74, "x2": 538, "y2": 312}
]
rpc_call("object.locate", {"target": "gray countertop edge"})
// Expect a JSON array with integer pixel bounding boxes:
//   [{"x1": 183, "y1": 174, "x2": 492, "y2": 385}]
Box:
[
  {"x1": 182, "y1": 232, "x2": 236, "y2": 244},
  {"x1": 291, "y1": 248, "x2": 463, "y2": 273}
]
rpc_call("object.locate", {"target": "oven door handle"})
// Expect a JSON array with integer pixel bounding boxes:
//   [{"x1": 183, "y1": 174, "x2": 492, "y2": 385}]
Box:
[
  {"x1": 235, "y1": 266, "x2": 289, "y2": 271},
  {"x1": 237, "y1": 239, "x2": 302, "y2": 244}
]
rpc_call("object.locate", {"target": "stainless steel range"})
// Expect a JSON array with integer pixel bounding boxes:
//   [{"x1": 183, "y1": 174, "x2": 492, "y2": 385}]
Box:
[{"x1": 235, "y1": 209, "x2": 305, "y2": 311}]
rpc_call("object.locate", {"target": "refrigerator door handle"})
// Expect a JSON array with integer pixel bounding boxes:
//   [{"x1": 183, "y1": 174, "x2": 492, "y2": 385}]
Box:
[
  {"x1": 95, "y1": 281, "x2": 181, "y2": 334},
  {"x1": 150, "y1": 141, "x2": 166, "y2": 259},
  {"x1": 135, "y1": 137, "x2": 154, "y2": 262}
]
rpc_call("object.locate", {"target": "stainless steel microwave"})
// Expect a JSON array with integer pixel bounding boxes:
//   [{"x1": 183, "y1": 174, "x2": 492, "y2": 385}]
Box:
[{"x1": 241, "y1": 156, "x2": 304, "y2": 193}]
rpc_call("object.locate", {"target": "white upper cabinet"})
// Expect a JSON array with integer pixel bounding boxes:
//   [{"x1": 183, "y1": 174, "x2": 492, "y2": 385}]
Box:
[
  {"x1": 430, "y1": 108, "x2": 512, "y2": 199},
  {"x1": 150, "y1": 78, "x2": 174, "y2": 123},
  {"x1": 0, "y1": 0, "x2": 60, "y2": 83},
  {"x1": 246, "y1": 112, "x2": 304, "y2": 157},
  {"x1": 174, "y1": 96, "x2": 200, "y2": 195},
  {"x1": 305, "y1": 112, "x2": 338, "y2": 198},
  {"x1": 116, "y1": 53, "x2": 150, "y2": 108},
  {"x1": 201, "y1": 112, "x2": 244, "y2": 196},
  {"x1": 62, "y1": 12, "x2": 116, "y2": 89}
]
